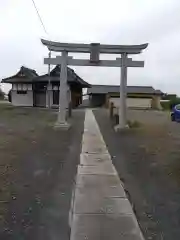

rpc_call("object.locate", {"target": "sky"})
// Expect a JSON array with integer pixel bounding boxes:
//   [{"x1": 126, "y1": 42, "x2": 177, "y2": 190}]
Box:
[{"x1": 0, "y1": 0, "x2": 180, "y2": 94}]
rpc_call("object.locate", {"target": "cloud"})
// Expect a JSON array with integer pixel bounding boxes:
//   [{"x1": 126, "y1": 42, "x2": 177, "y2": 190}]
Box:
[{"x1": 0, "y1": 0, "x2": 180, "y2": 95}]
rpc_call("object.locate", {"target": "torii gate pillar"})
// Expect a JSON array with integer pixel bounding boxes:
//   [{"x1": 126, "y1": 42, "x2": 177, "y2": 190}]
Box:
[
  {"x1": 119, "y1": 53, "x2": 128, "y2": 129},
  {"x1": 55, "y1": 51, "x2": 70, "y2": 129}
]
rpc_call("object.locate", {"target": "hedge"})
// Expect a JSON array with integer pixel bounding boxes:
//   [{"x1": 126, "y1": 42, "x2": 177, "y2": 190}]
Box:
[{"x1": 161, "y1": 98, "x2": 180, "y2": 110}]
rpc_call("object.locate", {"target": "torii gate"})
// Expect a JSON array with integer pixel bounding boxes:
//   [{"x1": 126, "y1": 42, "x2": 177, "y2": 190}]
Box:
[{"x1": 41, "y1": 39, "x2": 148, "y2": 129}]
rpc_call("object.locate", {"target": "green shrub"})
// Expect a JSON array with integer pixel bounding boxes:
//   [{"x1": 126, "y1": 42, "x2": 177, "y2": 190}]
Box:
[
  {"x1": 161, "y1": 101, "x2": 171, "y2": 110},
  {"x1": 161, "y1": 98, "x2": 180, "y2": 110},
  {"x1": 170, "y1": 98, "x2": 180, "y2": 109},
  {"x1": 112, "y1": 115, "x2": 142, "y2": 128},
  {"x1": 0, "y1": 87, "x2": 5, "y2": 100}
]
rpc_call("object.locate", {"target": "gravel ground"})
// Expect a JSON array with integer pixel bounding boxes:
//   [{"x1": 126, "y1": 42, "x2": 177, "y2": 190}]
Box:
[
  {"x1": 0, "y1": 106, "x2": 85, "y2": 240},
  {"x1": 94, "y1": 108, "x2": 180, "y2": 240}
]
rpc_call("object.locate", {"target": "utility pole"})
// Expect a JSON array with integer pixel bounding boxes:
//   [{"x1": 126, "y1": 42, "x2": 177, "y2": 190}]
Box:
[{"x1": 48, "y1": 51, "x2": 51, "y2": 108}]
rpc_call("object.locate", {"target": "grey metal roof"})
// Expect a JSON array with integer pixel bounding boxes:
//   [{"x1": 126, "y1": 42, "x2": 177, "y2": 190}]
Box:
[
  {"x1": 154, "y1": 89, "x2": 164, "y2": 95},
  {"x1": 87, "y1": 85, "x2": 162, "y2": 95}
]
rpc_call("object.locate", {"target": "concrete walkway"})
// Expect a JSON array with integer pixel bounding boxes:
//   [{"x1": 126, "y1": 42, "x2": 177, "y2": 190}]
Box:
[{"x1": 69, "y1": 109, "x2": 144, "y2": 240}]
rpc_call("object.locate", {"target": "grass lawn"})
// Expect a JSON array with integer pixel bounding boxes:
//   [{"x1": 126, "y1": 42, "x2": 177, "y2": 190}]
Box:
[
  {"x1": 0, "y1": 105, "x2": 84, "y2": 239},
  {"x1": 126, "y1": 110, "x2": 180, "y2": 184},
  {"x1": 0, "y1": 105, "x2": 56, "y2": 228},
  {"x1": 94, "y1": 109, "x2": 180, "y2": 239},
  {"x1": 114, "y1": 109, "x2": 180, "y2": 183}
]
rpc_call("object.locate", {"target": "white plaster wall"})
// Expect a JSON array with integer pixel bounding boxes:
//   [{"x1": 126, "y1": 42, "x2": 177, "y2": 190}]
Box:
[
  {"x1": 110, "y1": 97, "x2": 152, "y2": 109},
  {"x1": 12, "y1": 83, "x2": 32, "y2": 91},
  {"x1": 11, "y1": 90, "x2": 33, "y2": 107}
]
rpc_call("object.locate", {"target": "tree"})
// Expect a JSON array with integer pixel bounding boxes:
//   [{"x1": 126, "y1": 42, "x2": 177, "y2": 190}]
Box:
[
  {"x1": 0, "y1": 86, "x2": 5, "y2": 100},
  {"x1": 8, "y1": 90, "x2": 12, "y2": 102}
]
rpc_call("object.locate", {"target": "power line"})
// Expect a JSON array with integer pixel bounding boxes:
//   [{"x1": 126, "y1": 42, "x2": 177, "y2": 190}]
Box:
[{"x1": 31, "y1": 0, "x2": 48, "y2": 35}]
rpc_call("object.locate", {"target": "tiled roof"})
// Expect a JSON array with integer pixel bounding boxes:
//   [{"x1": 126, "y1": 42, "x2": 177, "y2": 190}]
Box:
[
  {"x1": 33, "y1": 65, "x2": 90, "y2": 87},
  {"x1": 2, "y1": 65, "x2": 90, "y2": 88},
  {"x1": 2, "y1": 66, "x2": 38, "y2": 83}
]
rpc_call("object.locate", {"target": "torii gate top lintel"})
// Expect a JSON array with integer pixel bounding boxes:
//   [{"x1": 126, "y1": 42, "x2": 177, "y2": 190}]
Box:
[{"x1": 41, "y1": 39, "x2": 148, "y2": 54}]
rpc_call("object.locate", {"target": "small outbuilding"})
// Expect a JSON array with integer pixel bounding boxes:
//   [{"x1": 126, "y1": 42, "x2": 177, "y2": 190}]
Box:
[
  {"x1": 87, "y1": 85, "x2": 163, "y2": 109},
  {"x1": 2, "y1": 66, "x2": 90, "y2": 108}
]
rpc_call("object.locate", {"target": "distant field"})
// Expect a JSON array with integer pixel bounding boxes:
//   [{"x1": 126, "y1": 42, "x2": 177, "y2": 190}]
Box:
[{"x1": 0, "y1": 100, "x2": 11, "y2": 104}]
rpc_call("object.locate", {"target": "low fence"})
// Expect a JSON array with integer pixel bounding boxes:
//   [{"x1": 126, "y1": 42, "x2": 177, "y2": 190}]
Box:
[
  {"x1": 109, "y1": 97, "x2": 163, "y2": 114},
  {"x1": 109, "y1": 100, "x2": 156, "y2": 126},
  {"x1": 109, "y1": 102, "x2": 119, "y2": 125},
  {"x1": 109, "y1": 97, "x2": 152, "y2": 109}
]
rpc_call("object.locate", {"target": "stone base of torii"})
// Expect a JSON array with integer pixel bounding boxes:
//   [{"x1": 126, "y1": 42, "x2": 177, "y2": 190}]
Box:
[{"x1": 41, "y1": 39, "x2": 148, "y2": 130}]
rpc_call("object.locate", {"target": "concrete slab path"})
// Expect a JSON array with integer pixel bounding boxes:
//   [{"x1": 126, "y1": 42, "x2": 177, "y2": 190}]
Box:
[{"x1": 70, "y1": 109, "x2": 144, "y2": 240}]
